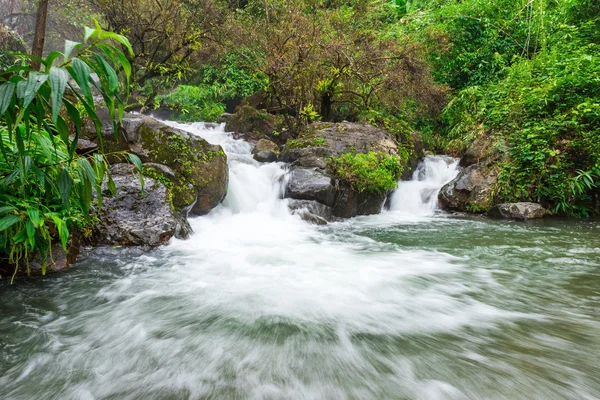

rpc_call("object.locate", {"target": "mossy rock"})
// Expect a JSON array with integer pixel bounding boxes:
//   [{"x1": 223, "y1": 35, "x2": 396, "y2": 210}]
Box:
[{"x1": 83, "y1": 111, "x2": 229, "y2": 215}]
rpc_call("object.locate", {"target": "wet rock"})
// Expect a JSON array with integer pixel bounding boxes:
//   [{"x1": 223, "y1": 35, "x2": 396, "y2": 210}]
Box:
[
  {"x1": 74, "y1": 137, "x2": 98, "y2": 154},
  {"x1": 225, "y1": 104, "x2": 277, "y2": 136},
  {"x1": 89, "y1": 164, "x2": 192, "y2": 247},
  {"x1": 285, "y1": 168, "x2": 336, "y2": 206},
  {"x1": 280, "y1": 121, "x2": 398, "y2": 168},
  {"x1": 438, "y1": 164, "x2": 497, "y2": 212},
  {"x1": 487, "y1": 202, "x2": 546, "y2": 220},
  {"x1": 288, "y1": 199, "x2": 333, "y2": 224},
  {"x1": 252, "y1": 139, "x2": 279, "y2": 163},
  {"x1": 0, "y1": 234, "x2": 80, "y2": 279},
  {"x1": 331, "y1": 183, "x2": 387, "y2": 218},
  {"x1": 83, "y1": 110, "x2": 229, "y2": 215}
]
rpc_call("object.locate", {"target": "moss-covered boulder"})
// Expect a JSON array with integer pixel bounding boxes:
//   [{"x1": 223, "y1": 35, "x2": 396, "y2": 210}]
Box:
[
  {"x1": 281, "y1": 122, "x2": 406, "y2": 218},
  {"x1": 84, "y1": 110, "x2": 228, "y2": 215}
]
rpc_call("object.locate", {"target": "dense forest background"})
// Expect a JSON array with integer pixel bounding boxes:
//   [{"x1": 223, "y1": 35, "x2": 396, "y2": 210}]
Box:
[{"x1": 1, "y1": 0, "x2": 599, "y2": 217}]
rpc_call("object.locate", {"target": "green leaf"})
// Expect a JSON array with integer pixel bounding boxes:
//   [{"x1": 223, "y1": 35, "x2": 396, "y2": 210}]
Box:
[
  {"x1": 107, "y1": 174, "x2": 116, "y2": 195},
  {"x1": 58, "y1": 167, "x2": 73, "y2": 209},
  {"x1": 0, "y1": 215, "x2": 21, "y2": 232},
  {"x1": 27, "y1": 208, "x2": 41, "y2": 227},
  {"x1": 93, "y1": 53, "x2": 119, "y2": 92},
  {"x1": 64, "y1": 40, "x2": 81, "y2": 59},
  {"x1": 48, "y1": 67, "x2": 68, "y2": 124},
  {"x1": 16, "y1": 72, "x2": 48, "y2": 109},
  {"x1": 128, "y1": 153, "x2": 144, "y2": 192},
  {"x1": 0, "y1": 82, "x2": 16, "y2": 115},
  {"x1": 69, "y1": 58, "x2": 93, "y2": 104},
  {"x1": 44, "y1": 51, "x2": 64, "y2": 71},
  {"x1": 0, "y1": 206, "x2": 16, "y2": 215},
  {"x1": 84, "y1": 26, "x2": 96, "y2": 43},
  {"x1": 26, "y1": 220, "x2": 35, "y2": 248}
]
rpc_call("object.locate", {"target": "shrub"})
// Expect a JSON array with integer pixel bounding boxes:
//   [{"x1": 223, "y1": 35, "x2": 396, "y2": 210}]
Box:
[
  {"x1": 328, "y1": 151, "x2": 404, "y2": 193},
  {"x1": 0, "y1": 23, "x2": 141, "y2": 281}
]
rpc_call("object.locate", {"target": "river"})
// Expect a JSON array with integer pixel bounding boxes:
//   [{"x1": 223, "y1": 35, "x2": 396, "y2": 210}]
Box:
[{"x1": 1, "y1": 123, "x2": 599, "y2": 399}]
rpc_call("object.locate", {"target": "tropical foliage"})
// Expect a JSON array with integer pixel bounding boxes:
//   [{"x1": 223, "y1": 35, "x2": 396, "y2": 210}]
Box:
[{"x1": 0, "y1": 23, "x2": 141, "y2": 280}]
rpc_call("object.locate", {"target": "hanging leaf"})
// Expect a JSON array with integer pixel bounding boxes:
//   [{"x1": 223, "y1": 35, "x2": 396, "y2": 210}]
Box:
[
  {"x1": 69, "y1": 58, "x2": 93, "y2": 104},
  {"x1": 49, "y1": 67, "x2": 68, "y2": 124},
  {"x1": 0, "y1": 82, "x2": 16, "y2": 115},
  {"x1": 0, "y1": 215, "x2": 21, "y2": 231},
  {"x1": 16, "y1": 72, "x2": 48, "y2": 109},
  {"x1": 64, "y1": 40, "x2": 81, "y2": 59},
  {"x1": 58, "y1": 167, "x2": 73, "y2": 209}
]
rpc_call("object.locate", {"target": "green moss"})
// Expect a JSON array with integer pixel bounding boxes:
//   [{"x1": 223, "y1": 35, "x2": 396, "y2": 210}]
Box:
[
  {"x1": 327, "y1": 151, "x2": 404, "y2": 194},
  {"x1": 286, "y1": 137, "x2": 328, "y2": 149}
]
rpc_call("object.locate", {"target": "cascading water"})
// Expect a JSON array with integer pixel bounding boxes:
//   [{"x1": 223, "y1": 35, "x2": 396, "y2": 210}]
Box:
[
  {"x1": 389, "y1": 155, "x2": 460, "y2": 216},
  {"x1": 1, "y1": 123, "x2": 599, "y2": 399}
]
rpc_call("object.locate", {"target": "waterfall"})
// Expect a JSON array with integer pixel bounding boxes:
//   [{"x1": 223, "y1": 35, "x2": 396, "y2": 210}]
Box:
[
  {"x1": 388, "y1": 155, "x2": 459, "y2": 216},
  {"x1": 162, "y1": 121, "x2": 290, "y2": 216}
]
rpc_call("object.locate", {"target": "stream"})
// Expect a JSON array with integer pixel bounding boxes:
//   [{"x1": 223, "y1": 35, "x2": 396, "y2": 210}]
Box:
[{"x1": 1, "y1": 123, "x2": 599, "y2": 399}]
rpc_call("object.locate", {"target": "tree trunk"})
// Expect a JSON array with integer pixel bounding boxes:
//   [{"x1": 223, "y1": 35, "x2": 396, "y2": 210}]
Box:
[{"x1": 31, "y1": 0, "x2": 49, "y2": 70}]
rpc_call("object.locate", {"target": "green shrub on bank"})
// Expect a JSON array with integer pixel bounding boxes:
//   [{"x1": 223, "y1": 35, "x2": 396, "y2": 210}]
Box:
[
  {"x1": 328, "y1": 152, "x2": 404, "y2": 193},
  {"x1": 0, "y1": 24, "x2": 141, "y2": 280}
]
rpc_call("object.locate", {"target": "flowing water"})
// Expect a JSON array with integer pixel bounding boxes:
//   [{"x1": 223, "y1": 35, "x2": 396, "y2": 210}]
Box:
[{"x1": 1, "y1": 123, "x2": 599, "y2": 400}]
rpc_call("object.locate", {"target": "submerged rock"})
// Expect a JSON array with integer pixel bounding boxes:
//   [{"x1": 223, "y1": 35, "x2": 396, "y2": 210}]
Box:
[
  {"x1": 438, "y1": 164, "x2": 497, "y2": 212},
  {"x1": 89, "y1": 164, "x2": 192, "y2": 247},
  {"x1": 288, "y1": 199, "x2": 333, "y2": 225},
  {"x1": 252, "y1": 139, "x2": 280, "y2": 163},
  {"x1": 487, "y1": 203, "x2": 546, "y2": 220}
]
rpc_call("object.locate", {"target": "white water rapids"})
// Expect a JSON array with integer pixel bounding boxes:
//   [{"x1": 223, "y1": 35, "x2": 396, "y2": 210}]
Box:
[{"x1": 2, "y1": 122, "x2": 599, "y2": 399}]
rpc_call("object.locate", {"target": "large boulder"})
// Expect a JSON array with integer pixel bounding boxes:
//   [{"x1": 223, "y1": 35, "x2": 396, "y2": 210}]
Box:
[
  {"x1": 438, "y1": 164, "x2": 497, "y2": 212},
  {"x1": 285, "y1": 167, "x2": 387, "y2": 218},
  {"x1": 252, "y1": 139, "x2": 279, "y2": 162},
  {"x1": 84, "y1": 110, "x2": 228, "y2": 215},
  {"x1": 281, "y1": 122, "x2": 401, "y2": 219},
  {"x1": 487, "y1": 203, "x2": 546, "y2": 220},
  {"x1": 279, "y1": 121, "x2": 398, "y2": 168},
  {"x1": 89, "y1": 164, "x2": 192, "y2": 247}
]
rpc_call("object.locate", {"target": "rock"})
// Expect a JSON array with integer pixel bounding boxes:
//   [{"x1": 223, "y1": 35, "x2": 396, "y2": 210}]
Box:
[
  {"x1": 280, "y1": 121, "x2": 398, "y2": 168},
  {"x1": 438, "y1": 164, "x2": 497, "y2": 212},
  {"x1": 83, "y1": 111, "x2": 229, "y2": 215},
  {"x1": 74, "y1": 137, "x2": 98, "y2": 154},
  {"x1": 252, "y1": 139, "x2": 279, "y2": 163},
  {"x1": 89, "y1": 164, "x2": 192, "y2": 247},
  {"x1": 280, "y1": 122, "x2": 403, "y2": 219},
  {"x1": 487, "y1": 203, "x2": 546, "y2": 220},
  {"x1": 288, "y1": 199, "x2": 333, "y2": 224},
  {"x1": 331, "y1": 183, "x2": 387, "y2": 218},
  {"x1": 225, "y1": 104, "x2": 277, "y2": 136},
  {"x1": 285, "y1": 168, "x2": 336, "y2": 206},
  {"x1": 217, "y1": 113, "x2": 233, "y2": 124},
  {"x1": 460, "y1": 131, "x2": 504, "y2": 167},
  {"x1": 0, "y1": 234, "x2": 80, "y2": 279}
]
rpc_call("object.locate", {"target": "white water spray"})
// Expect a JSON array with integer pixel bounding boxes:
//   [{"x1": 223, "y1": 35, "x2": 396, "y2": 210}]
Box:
[{"x1": 389, "y1": 155, "x2": 460, "y2": 216}]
